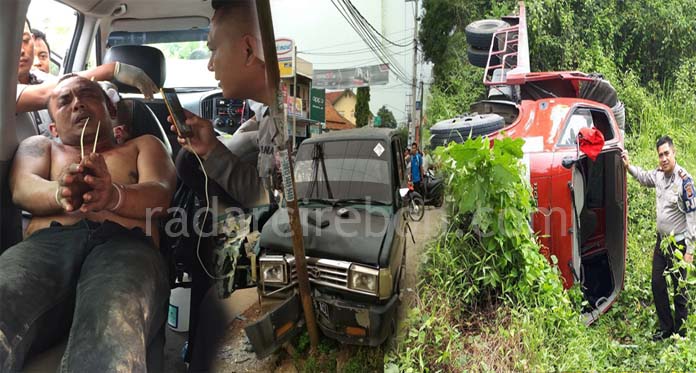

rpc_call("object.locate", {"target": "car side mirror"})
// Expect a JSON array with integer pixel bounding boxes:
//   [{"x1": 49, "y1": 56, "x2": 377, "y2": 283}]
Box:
[{"x1": 562, "y1": 157, "x2": 576, "y2": 169}]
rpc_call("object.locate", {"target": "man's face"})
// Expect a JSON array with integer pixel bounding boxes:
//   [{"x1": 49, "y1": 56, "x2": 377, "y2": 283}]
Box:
[
  {"x1": 411, "y1": 145, "x2": 418, "y2": 155},
  {"x1": 657, "y1": 143, "x2": 676, "y2": 174},
  {"x1": 208, "y1": 15, "x2": 246, "y2": 99},
  {"x1": 18, "y1": 22, "x2": 34, "y2": 80},
  {"x1": 33, "y1": 38, "x2": 50, "y2": 74},
  {"x1": 48, "y1": 77, "x2": 113, "y2": 146}
]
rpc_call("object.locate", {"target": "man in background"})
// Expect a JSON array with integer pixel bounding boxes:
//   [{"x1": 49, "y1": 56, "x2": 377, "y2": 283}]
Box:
[
  {"x1": 31, "y1": 28, "x2": 52, "y2": 75},
  {"x1": 410, "y1": 142, "x2": 424, "y2": 195}
]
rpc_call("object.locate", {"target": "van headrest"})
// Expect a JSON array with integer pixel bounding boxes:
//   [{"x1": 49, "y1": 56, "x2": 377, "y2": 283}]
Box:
[{"x1": 103, "y1": 45, "x2": 166, "y2": 93}]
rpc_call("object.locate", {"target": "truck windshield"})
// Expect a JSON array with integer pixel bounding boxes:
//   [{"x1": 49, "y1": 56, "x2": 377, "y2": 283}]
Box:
[{"x1": 294, "y1": 139, "x2": 392, "y2": 205}]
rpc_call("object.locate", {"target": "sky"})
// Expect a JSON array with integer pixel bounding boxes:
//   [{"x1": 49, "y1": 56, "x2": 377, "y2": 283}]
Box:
[{"x1": 271, "y1": 0, "x2": 432, "y2": 123}]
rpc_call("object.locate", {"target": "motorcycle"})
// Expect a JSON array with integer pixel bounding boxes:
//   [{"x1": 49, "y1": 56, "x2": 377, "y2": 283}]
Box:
[
  {"x1": 402, "y1": 170, "x2": 444, "y2": 222},
  {"x1": 420, "y1": 170, "x2": 444, "y2": 208}
]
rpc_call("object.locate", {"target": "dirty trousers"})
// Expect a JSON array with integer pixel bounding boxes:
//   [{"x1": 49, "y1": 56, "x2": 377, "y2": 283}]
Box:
[
  {"x1": 0, "y1": 220, "x2": 169, "y2": 372},
  {"x1": 652, "y1": 236, "x2": 689, "y2": 335}
]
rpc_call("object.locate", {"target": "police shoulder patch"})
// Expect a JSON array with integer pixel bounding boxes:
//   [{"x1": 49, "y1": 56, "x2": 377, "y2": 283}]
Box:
[
  {"x1": 683, "y1": 176, "x2": 696, "y2": 213},
  {"x1": 678, "y1": 168, "x2": 689, "y2": 180}
]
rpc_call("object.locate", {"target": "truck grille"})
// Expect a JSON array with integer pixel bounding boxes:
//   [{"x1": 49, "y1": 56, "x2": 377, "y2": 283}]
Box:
[{"x1": 287, "y1": 256, "x2": 351, "y2": 291}]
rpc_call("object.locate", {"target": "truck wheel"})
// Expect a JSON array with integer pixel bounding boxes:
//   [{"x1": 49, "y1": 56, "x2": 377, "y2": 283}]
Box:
[
  {"x1": 467, "y1": 46, "x2": 497, "y2": 68},
  {"x1": 465, "y1": 19, "x2": 510, "y2": 50},
  {"x1": 430, "y1": 113, "x2": 505, "y2": 145}
]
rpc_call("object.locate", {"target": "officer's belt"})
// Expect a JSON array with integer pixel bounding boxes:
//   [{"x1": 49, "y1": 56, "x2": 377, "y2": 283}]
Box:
[{"x1": 659, "y1": 232, "x2": 687, "y2": 243}]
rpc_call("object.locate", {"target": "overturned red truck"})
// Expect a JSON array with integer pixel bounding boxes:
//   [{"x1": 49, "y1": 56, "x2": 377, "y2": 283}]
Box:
[{"x1": 430, "y1": 1, "x2": 627, "y2": 323}]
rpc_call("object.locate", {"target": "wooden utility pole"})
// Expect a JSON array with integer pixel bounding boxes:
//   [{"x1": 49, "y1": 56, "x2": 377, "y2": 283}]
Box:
[
  {"x1": 408, "y1": 0, "x2": 419, "y2": 144},
  {"x1": 256, "y1": 0, "x2": 320, "y2": 351}
]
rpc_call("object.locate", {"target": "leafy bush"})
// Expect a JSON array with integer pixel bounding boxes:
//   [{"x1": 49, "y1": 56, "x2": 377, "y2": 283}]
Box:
[{"x1": 402, "y1": 1, "x2": 696, "y2": 370}]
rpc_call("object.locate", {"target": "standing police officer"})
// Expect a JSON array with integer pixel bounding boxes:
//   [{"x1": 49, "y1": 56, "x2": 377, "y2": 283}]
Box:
[{"x1": 622, "y1": 136, "x2": 696, "y2": 340}]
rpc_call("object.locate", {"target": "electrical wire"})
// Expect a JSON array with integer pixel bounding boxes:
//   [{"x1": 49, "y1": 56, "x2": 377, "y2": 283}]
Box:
[
  {"x1": 341, "y1": 0, "x2": 414, "y2": 84},
  {"x1": 342, "y1": 0, "x2": 413, "y2": 48},
  {"x1": 331, "y1": 0, "x2": 409, "y2": 81},
  {"x1": 301, "y1": 29, "x2": 414, "y2": 53},
  {"x1": 298, "y1": 37, "x2": 412, "y2": 56},
  {"x1": 330, "y1": 0, "x2": 413, "y2": 86},
  {"x1": 187, "y1": 138, "x2": 232, "y2": 281},
  {"x1": 339, "y1": 0, "x2": 413, "y2": 77}
]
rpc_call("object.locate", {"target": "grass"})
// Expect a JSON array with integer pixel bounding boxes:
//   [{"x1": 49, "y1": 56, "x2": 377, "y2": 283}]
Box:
[{"x1": 386, "y1": 75, "x2": 696, "y2": 370}]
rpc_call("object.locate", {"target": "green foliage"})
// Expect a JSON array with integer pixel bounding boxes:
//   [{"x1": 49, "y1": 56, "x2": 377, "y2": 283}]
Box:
[
  {"x1": 355, "y1": 87, "x2": 371, "y2": 128},
  {"x1": 397, "y1": 1, "x2": 696, "y2": 370},
  {"x1": 376, "y1": 105, "x2": 397, "y2": 128},
  {"x1": 389, "y1": 43, "x2": 696, "y2": 372}
]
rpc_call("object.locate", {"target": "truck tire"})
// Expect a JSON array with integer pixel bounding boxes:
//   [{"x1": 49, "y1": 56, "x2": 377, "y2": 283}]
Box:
[
  {"x1": 467, "y1": 46, "x2": 496, "y2": 68},
  {"x1": 430, "y1": 113, "x2": 505, "y2": 146},
  {"x1": 465, "y1": 19, "x2": 510, "y2": 50}
]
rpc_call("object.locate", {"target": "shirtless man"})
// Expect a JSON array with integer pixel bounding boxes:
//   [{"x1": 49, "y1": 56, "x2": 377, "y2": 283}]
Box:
[{"x1": 0, "y1": 75, "x2": 175, "y2": 371}]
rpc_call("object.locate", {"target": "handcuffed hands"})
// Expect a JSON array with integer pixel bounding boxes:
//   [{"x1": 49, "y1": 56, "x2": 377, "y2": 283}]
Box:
[
  {"x1": 79, "y1": 153, "x2": 116, "y2": 213},
  {"x1": 56, "y1": 163, "x2": 90, "y2": 212},
  {"x1": 113, "y1": 62, "x2": 158, "y2": 99}
]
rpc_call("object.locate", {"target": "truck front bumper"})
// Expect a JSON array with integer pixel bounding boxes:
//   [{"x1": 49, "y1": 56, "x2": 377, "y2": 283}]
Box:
[
  {"x1": 313, "y1": 290, "x2": 399, "y2": 346},
  {"x1": 245, "y1": 289, "x2": 399, "y2": 357}
]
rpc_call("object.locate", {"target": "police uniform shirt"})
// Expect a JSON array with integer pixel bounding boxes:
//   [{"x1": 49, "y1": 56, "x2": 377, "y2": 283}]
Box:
[{"x1": 628, "y1": 163, "x2": 696, "y2": 254}]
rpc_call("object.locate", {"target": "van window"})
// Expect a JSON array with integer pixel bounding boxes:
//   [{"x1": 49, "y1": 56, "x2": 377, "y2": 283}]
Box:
[
  {"x1": 558, "y1": 108, "x2": 615, "y2": 146},
  {"x1": 107, "y1": 30, "x2": 216, "y2": 88},
  {"x1": 27, "y1": 0, "x2": 78, "y2": 76}
]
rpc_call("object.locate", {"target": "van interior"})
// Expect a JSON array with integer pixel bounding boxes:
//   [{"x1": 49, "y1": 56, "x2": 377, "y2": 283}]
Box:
[{"x1": 571, "y1": 149, "x2": 626, "y2": 323}]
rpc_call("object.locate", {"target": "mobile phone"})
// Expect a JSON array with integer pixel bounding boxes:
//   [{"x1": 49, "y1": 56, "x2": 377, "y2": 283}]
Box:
[{"x1": 161, "y1": 88, "x2": 194, "y2": 138}]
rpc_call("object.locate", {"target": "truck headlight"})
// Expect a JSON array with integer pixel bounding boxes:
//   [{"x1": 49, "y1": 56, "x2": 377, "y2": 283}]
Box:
[
  {"x1": 261, "y1": 260, "x2": 287, "y2": 284},
  {"x1": 348, "y1": 265, "x2": 379, "y2": 294}
]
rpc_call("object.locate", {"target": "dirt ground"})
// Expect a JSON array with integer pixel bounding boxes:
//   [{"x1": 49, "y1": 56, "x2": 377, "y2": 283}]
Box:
[{"x1": 210, "y1": 206, "x2": 447, "y2": 373}]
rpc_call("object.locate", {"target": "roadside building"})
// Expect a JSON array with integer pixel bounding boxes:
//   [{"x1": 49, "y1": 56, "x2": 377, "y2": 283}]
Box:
[{"x1": 326, "y1": 89, "x2": 357, "y2": 126}]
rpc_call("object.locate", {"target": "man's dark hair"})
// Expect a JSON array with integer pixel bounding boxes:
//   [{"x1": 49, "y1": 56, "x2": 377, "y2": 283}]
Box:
[
  {"x1": 212, "y1": 0, "x2": 250, "y2": 9},
  {"x1": 31, "y1": 28, "x2": 50, "y2": 54},
  {"x1": 656, "y1": 136, "x2": 674, "y2": 150},
  {"x1": 412, "y1": 142, "x2": 418, "y2": 147}
]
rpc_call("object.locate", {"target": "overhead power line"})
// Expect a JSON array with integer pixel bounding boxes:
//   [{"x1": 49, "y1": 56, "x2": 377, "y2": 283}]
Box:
[
  {"x1": 298, "y1": 37, "x2": 412, "y2": 56},
  {"x1": 301, "y1": 29, "x2": 414, "y2": 52},
  {"x1": 330, "y1": 0, "x2": 413, "y2": 86},
  {"x1": 342, "y1": 0, "x2": 413, "y2": 48}
]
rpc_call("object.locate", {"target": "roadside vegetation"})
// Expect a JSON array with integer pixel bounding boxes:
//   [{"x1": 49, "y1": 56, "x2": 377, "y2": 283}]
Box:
[{"x1": 387, "y1": 0, "x2": 696, "y2": 370}]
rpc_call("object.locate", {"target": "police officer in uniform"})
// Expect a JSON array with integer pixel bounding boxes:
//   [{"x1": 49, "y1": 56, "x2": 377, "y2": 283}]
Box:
[{"x1": 622, "y1": 136, "x2": 696, "y2": 340}]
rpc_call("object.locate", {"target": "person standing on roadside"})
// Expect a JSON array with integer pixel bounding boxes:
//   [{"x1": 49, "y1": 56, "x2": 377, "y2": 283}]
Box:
[
  {"x1": 410, "y1": 142, "x2": 424, "y2": 195},
  {"x1": 622, "y1": 135, "x2": 696, "y2": 340}
]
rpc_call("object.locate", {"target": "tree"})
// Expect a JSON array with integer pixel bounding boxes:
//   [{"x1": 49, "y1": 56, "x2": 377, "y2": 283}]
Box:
[
  {"x1": 355, "y1": 86, "x2": 371, "y2": 127},
  {"x1": 376, "y1": 105, "x2": 397, "y2": 128}
]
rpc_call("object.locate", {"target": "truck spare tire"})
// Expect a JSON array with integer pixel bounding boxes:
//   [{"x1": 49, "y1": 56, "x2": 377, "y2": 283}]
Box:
[
  {"x1": 465, "y1": 19, "x2": 510, "y2": 50},
  {"x1": 429, "y1": 113, "x2": 505, "y2": 147},
  {"x1": 467, "y1": 46, "x2": 498, "y2": 68}
]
